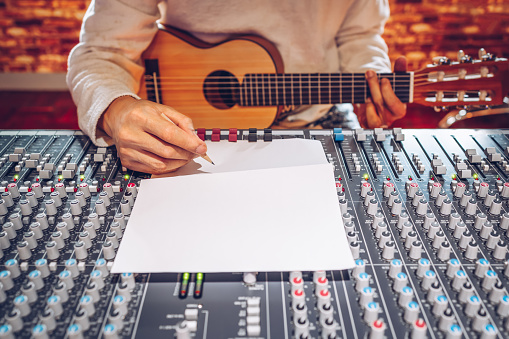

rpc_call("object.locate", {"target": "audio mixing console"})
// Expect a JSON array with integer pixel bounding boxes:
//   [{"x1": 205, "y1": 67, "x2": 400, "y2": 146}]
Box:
[{"x1": 0, "y1": 128, "x2": 509, "y2": 338}]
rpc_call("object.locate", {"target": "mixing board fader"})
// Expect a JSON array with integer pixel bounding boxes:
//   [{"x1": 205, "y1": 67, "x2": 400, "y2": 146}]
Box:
[{"x1": 0, "y1": 129, "x2": 509, "y2": 338}]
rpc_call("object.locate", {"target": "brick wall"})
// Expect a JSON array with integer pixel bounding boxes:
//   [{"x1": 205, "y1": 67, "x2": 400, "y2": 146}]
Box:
[
  {"x1": 0, "y1": 0, "x2": 89, "y2": 72},
  {"x1": 0, "y1": 0, "x2": 508, "y2": 73},
  {"x1": 385, "y1": 0, "x2": 509, "y2": 70}
]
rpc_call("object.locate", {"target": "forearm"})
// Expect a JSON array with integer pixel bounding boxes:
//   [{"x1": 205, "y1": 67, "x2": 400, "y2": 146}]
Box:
[{"x1": 67, "y1": 0, "x2": 161, "y2": 146}]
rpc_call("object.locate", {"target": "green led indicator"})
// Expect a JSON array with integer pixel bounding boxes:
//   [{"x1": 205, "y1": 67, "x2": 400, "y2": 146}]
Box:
[
  {"x1": 363, "y1": 173, "x2": 369, "y2": 180},
  {"x1": 197, "y1": 272, "x2": 203, "y2": 281},
  {"x1": 124, "y1": 174, "x2": 130, "y2": 180},
  {"x1": 451, "y1": 174, "x2": 457, "y2": 180},
  {"x1": 182, "y1": 272, "x2": 190, "y2": 281},
  {"x1": 14, "y1": 174, "x2": 19, "y2": 179},
  {"x1": 58, "y1": 175, "x2": 63, "y2": 180},
  {"x1": 473, "y1": 173, "x2": 479, "y2": 180}
]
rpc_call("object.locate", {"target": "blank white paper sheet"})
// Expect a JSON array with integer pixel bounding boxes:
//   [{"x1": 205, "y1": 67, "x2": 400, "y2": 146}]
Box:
[{"x1": 112, "y1": 140, "x2": 355, "y2": 273}]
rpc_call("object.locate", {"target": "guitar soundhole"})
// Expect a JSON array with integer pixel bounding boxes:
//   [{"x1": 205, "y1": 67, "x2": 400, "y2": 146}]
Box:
[{"x1": 203, "y1": 70, "x2": 239, "y2": 109}]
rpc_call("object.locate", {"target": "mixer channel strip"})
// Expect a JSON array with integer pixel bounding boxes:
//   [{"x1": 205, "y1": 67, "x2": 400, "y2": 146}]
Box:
[{"x1": 0, "y1": 129, "x2": 508, "y2": 338}]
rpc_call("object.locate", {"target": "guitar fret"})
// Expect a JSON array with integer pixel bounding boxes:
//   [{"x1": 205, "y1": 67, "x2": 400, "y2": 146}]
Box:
[{"x1": 240, "y1": 72, "x2": 412, "y2": 107}]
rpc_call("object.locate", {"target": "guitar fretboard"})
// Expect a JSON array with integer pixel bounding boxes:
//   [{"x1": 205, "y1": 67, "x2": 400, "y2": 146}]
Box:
[{"x1": 238, "y1": 73, "x2": 413, "y2": 106}]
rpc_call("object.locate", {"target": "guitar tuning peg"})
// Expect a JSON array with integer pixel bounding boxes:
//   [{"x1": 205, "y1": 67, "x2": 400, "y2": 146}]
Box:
[
  {"x1": 432, "y1": 56, "x2": 451, "y2": 65},
  {"x1": 460, "y1": 55, "x2": 473, "y2": 63},
  {"x1": 457, "y1": 50, "x2": 465, "y2": 61},
  {"x1": 482, "y1": 53, "x2": 496, "y2": 62},
  {"x1": 478, "y1": 48, "x2": 487, "y2": 59}
]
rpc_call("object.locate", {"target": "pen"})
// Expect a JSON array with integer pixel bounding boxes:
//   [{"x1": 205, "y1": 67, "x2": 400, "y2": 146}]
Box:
[{"x1": 160, "y1": 113, "x2": 214, "y2": 165}]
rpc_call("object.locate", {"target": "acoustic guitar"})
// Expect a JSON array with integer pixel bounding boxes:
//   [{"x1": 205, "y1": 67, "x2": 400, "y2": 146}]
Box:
[{"x1": 139, "y1": 23, "x2": 509, "y2": 129}]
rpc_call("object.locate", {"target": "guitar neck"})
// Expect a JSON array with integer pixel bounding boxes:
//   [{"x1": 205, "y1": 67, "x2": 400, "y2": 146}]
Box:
[{"x1": 238, "y1": 72, "x2": 414, "y2": 106}]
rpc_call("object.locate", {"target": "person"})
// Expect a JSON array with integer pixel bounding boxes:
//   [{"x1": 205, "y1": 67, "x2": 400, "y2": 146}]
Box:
[{"x1": 67, "y1": 0, "x2": 407, "y2": 174}]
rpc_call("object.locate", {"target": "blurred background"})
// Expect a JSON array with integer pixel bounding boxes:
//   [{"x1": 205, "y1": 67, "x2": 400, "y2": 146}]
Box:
[{"x1": 0, "y1": 0, "x2": 508, "y2": 130}]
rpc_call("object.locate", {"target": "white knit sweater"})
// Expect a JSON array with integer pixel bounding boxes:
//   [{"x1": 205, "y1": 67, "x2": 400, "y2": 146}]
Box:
[{"x1": 67, "y1": 0, "x2": 391, "y2": 146}]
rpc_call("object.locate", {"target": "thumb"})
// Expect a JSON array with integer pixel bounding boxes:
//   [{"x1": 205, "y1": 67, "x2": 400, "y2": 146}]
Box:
[{"x1": 394, "y1": 56, "x2": 407, "y2": 73}]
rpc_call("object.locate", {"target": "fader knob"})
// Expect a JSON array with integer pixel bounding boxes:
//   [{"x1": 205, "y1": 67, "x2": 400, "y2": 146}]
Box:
[
  {"x1": 6, "y1": 183, "x2": 19, "y2": 199},
  {"x1": 484, "y1": 190, "x2": 496, "y2": 207},
  {"x1": 465, "y1": 198, "x2": 477, "y2": 215},
  {"x1": 452, "y1": 270, "x2": 467, "y2": 291},
  {"x1": 364, "y1": 191, "x2": 375, "y2": 206},
  {"x1": 103, "y1": 183, "x2": 114, "y2": 198},
  {"x1": 436, "y1": 191, "x2": 446, "y2": 207},
  {"x1": 416, "y1": 199, "x2": 428, "y2": 216},
  {"x1": 5, "y1": 259, "x2": 20, "y2": 278},
  {"x1": 34, "y1": 259, "x2": 50, "y2": 278},
  {"x1": 393, "y1": 272, "x2": 408, "y2": 292},
  {"x1": 489, "y1": 199, "x2": 502, "y2": 215},
  {"x1": 478, "y1": 182, "x2": 489, "y2": 198},
  {"x1": 422, "y1": 270, "x2": 436, "y2": 291},
  {"x1": 438, "y1": 309, "x2": 455, "y2": 332},
  {"x1": 75, "y1": 191, "x2": 86, "y2": 207},
  {"x1": 480, "y1": 221, "x2": 493, "y2": 239},
  {"x1": 388, "y1": 191, "x2": 398, "y2": 206},
  {"x1": 398, "y1": 286, "x2": 413, "y2": 307},
  {"x1": 412, "y1": 191, "x2": 424, "y2": 207},
  {"x1": 460, "y1": 191, "x2": 472, "y2": 207},
  {"x1": 388, "y1": 259, "x2": 402, "y2": 278},
  {"x1": 411, "y1": 319, "x2": 427, "y2": 339},
  {"x1": 355, "y1": 272, "x2": 370, "y2": 292},
  {"x1": 416, "y1": 258, "x2": 430, "y2": 278},
  {"x1": 497, "y1": 295, "x2": 509, "y2": 317},
  {"x1": 79, "y1": 183, "x2": 91, "y2": 199},
  {"x1": 35, "y1": 213, "x2": 49, "y2": 230},
  {"x1": 364, "y1": 302, "x2": 379, "y2": 324},
  {"x1": 369, "y1": 319, "x2": 385, "y2": 339},
  {"x1": 359, "y1": 286, "x2": 374, "y2": 307},
  {"x1": 465, "y1": 295, "x2": 481, "y2": 317},
  {"x1": 53, "y1": 281, "x2": 69, "y2": 303},
  {"x1": 95, "y1": 200, "x2": 107, "y2": 216},
  {"x1": 404, "y1": 301, "x2": 419, "y2": 324},
  {"x1": 361, "y1": 182, "x2": 372, "y2": 197},
  {"x1": 47, "y1": 295, "x2": 63, "y2": 317},
  {"x1": 366, "y1": 199, "x2": 378, "y2": 216},
  {"x1": 440, "y1": 199, "x2": 452, "y2": 215},
  {"x1": 381, "y1": 241, "x2": 395, "y2": 260},
  {"x1": 493, "y1": 240, "x2": 507, "y2": 260},
  {"x1": 432, "y1": 295, "x2": 448, "y2": 316},
  {"x1": 59, "y1": 270, "x2": 74, "y2": 290},
  {"x1": 437, "y1": 241, "x2": 451, "y2": 261},
  {"x1": 482, "y1": 270, "x2": 497, "y2": 291},
  {"x1": 28, "y1": 270, "x2": 44, "y2": 290},
  {"x1": 70, "y1": 199, "x2": 82, "y2": 216},
  {"x1": 454, "y1": 182, "x2": 466, "y2": 198},
  {"x1": 488, "y1": 281, "x2": 505, "y2": 304},
  {"x1": 31, "y1": 324, "x2": 49, "y2": 339},
  {"x1": 501, "y1": 182, "x2": 509, "y2": 198},
  {"x1": 54, "y1": 183, "x2": 67, "y2": 198},
  {"x1": 30, "y1": 182, "x2": 43, "y2": 199},
  {"x1": 5, "y1": 309, "x2": 22, "y2": 333},
  {"x1": 120, "y1": 199, "x2": 131, "y2": 216},
  {"x1": 39, "y1": 309, "x2": 56, "y2": 333},
  {"x1": 480, "y1": 324, "x2": 497, "y2": 339},
  {"x1": 127, "y1": 182, "x2": 138, "y2": 198},
  {"x1": 19, "y1": 199, "x2": 32, "y2": 216},
  {"x1": 448, "y1": 259, "x2": 462, "y2": 278},
  {"x1": 409, "y1": 241, "x2": 423, "y2": 260},
  {"x1": 430, "y1": 182, "x2": 442, "y2": 198},
  {"x1": 13, "y1": 295, "x2": 31, "y2": 317},
  {"x1": 1, "y1": 192, "x2": 13, "y2": 208},
  {"x1": 397, "y1": 212, "x2": 409, "y2": 230},
  {"x1": 25, "y1": 192, "x2": 37, "y2": 207},
  {"x1": 67, "y1": 324, "x2": 84, "y2": 339},
  {"x1": 474, "y1": 213, "x2": 487, "y2": 230},
  {"x1": 98, "y1": 191, "x2": 110, "y2": 207},
  {"x1": 465, "y1": 240, "x2": 479, "y2": 261},
  {"x1": 407, "y1": 182, "x2": 419, "y2": 198},
  {"x1": 383, "y1": 182, "x2": 395, "y2": 198}
]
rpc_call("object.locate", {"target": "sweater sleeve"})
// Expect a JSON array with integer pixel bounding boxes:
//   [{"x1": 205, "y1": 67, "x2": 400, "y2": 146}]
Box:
[
  {"x1": 335, "y1": 0, "x2": 391, "y2": 73},
  {"x1": 67, "y1": 0, "x2": 161, "y2": 146}
]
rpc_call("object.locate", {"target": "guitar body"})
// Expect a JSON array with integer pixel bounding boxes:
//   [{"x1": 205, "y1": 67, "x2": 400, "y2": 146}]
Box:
[{"x1": 139, "y1": 25, "x2": 283, "y2": 129}]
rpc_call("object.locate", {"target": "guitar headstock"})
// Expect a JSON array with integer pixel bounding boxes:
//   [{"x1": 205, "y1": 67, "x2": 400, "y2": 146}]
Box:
[{"x1": 412, "y1": 49, "x2": 509, "y2": 110}]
